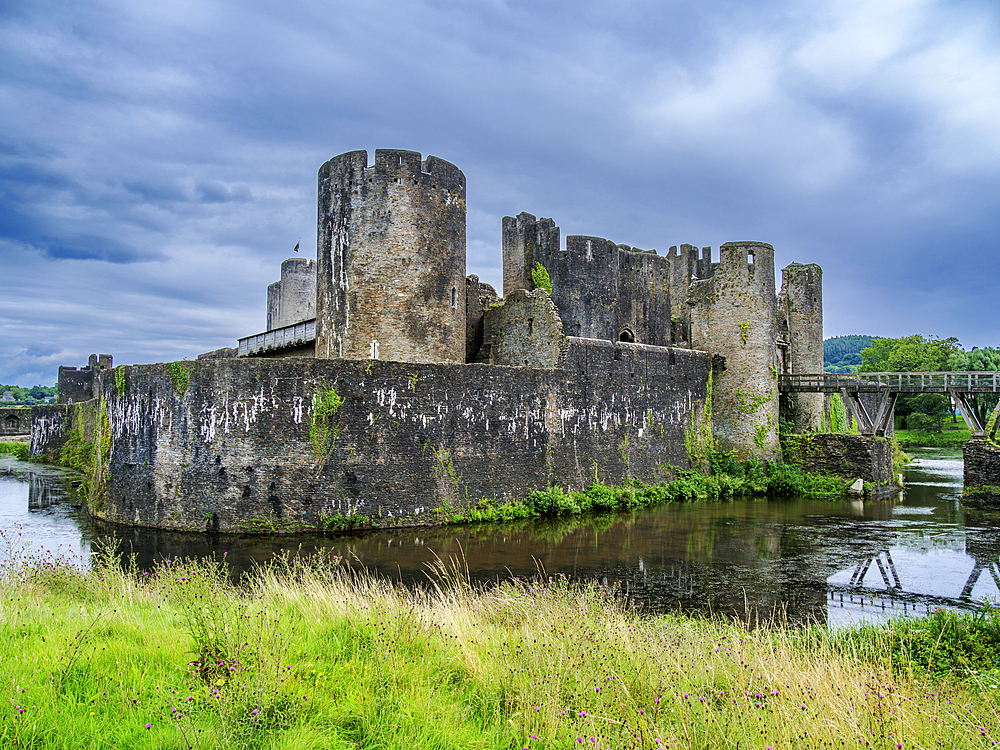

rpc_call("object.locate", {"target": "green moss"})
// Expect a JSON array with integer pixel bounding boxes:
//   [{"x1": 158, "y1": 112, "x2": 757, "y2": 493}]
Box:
[
  {"x1": 447, "y1": 460, "x2": 847, "y2": 526},
  {"x1": 738, "y1": 321, "x2": 750, "y2": 345},
  {"x1": 754, "y1": 422, "x2": 768, "y2": 450},
  {"x1": 685, "y1": 371, "x2": 714, "y2": 469},
  {"x1": 309, "y1": 386, "x2": 344, "y2": 461},
  {"x1": 114, "y1": 366, "x2": 126, "y2": 396},
  {"x1": 167, "y1": 361, "x2": 191, "y2": 396},
  {"x1": 319, "y1": 512, "x2": 376, "y2": 532},
  {"x1": 57, "y1": 399, "x2": 111, "y2": 512},
  {"x1": 530, "y1": 262, "x2": 553, "y2": 295},
  {"x1": 829, "y1": 393, "x2": 848, "y2": 433}
]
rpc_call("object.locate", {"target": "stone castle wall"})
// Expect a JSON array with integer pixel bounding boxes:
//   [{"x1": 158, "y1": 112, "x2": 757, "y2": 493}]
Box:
[
  {"x1": 0, "y1": 406, "x2": 31, "y2": 436},
  {"x1": 689, "y1": 242, "x2": 780, "y2": 459},
  {"x1": 315, "y1": 149, "x2": 467, "y2": 363},
  {"x1": 502, "y1": 213, "x2": 672, "y2": 346},
  {"x1": 267, "y1": 258, "x2": 316, "y2": 331},
  {"x1": 779, "y1": 263, "x2": 824, "y2": 432},
  {"x1": 781, "y1": 433, "x2": 896, "y2": 489},
  {"x1": 964, "y1": 439, "x2": 1000, "y2": 506},
  {"x1": 84, "y1": 341, "x2": 709, "y2": 532}
]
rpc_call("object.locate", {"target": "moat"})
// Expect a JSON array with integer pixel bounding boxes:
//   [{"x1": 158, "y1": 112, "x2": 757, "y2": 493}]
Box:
[{"x1": 3, "y1": 448, "x2": 998, "y2": 626}]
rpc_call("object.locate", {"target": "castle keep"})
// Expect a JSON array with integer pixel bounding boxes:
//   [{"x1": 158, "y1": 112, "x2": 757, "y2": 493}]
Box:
[{"x1": 31, "y1": 149, "x2": 851, "y2": 534}]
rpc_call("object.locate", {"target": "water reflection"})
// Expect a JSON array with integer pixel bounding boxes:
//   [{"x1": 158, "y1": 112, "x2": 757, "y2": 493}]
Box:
[
  {"x1": 0, "y1": 455, "x2": 90, "y2": 564},
  {"x1": 3, "y1": 448, "x2": 1000, "y2": 626}
]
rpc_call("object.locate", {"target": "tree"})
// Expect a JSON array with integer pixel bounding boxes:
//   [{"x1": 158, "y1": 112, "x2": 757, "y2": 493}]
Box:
[
  {"x1": 859, "y1": 335, "x2": 961, "y2": 432},
  {"x1": 947, "y1": 347, "x2": 1000, "y2": 429},
  {"x1": 859, "y1": 335, "x2": 960, "y2": 373}
]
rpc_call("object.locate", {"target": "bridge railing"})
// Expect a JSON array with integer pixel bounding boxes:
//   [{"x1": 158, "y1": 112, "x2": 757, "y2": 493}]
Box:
[{"x1": 779, "y1": 371, "x2": 1000, "y2": 393}]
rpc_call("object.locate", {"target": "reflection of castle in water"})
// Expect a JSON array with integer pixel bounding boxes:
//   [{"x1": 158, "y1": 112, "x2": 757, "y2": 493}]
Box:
[
  {"x1": 0, "y1": 460, "x2": 75, "y2": 511},
  {"x1": 28, "y1": 473, "x2": 64, "y2": 509}
]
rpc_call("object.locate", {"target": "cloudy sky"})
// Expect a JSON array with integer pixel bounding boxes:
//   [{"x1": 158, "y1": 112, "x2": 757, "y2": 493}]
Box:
[{"x1": 1, "y1": 0, "x2": 998, "y2": 385}]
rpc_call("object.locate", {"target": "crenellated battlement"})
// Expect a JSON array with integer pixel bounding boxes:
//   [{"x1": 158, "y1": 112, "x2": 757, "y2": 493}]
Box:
[{"x1": 319, "y1": 149, "x2": 466, "y2": 197}]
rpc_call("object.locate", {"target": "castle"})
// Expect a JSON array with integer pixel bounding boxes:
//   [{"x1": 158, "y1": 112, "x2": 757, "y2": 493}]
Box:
[
  {"x1": 237, "y1": 149, "x2": 824, "y2": 459},
  {"x1": 28, "y1": 149, "x2": 890, "y2": 534}
]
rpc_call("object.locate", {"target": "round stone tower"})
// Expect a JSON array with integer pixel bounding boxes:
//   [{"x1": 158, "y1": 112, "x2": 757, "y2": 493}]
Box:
[
  {"x1": 688, "y1": 241, "x2": 780, "y2": 460},
  {"x1": 779, "y1": 263, "x2": 824, "y2": 432},
  {"x1": 315, "y1": 149, "x2": 467, "y2": 363}
]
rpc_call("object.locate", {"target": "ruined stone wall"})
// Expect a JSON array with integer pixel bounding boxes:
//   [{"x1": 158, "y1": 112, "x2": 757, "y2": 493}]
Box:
[
  {"x1": 267, "y1": 258, "x2": 316, "y2": 331},
  {"x1": 0, "y1": 406, "x2": 31, "y2": 436},
  {"x1": 465, "y1": 275, "x2": 499, "y2": 363},
  {"x1": 58, "y1": 354, "x2": 112, "y2": 404},
  {"x1": 781, "y1": 433, "x2": 896, "y2": 488},
  {"x1": 501, "y1": 212, "x2": 671, "y2": 346},
  {"x1": 689, "y1": 242, "x2": 779, "y2": 459},
  {"x1": 666, "y1": 244, "x2": 714, "y2": 324},
  {"x1": 779, "y1": 263, "x2": 824, "y2": 432},
  {"x1": 92, "y1": 345, "x2": 709, "y2": 533},
  {"x1": 29, "y1": 403, "x2": 72, "y2": 459},
  {"x1": 315, "y1": 149, "x2": 466, "y2": 364},
  {"x1": 477, "y1": 288, "x2": 568, "y2": 368},
  {"x1": 964, "y1": 439, "x2": 1000, "y2": 506}
]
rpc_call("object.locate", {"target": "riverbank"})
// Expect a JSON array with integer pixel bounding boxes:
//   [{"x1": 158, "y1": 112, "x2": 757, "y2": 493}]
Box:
[
  {"x1": 1, "y1": 551, "x2": 998, "y2": 749},
  {"x1": 895, "y1": 417, "x2": 972, "y2": 448},
  {"x1": 0, "y1": 441, "x2": 29, "y2": 460}
]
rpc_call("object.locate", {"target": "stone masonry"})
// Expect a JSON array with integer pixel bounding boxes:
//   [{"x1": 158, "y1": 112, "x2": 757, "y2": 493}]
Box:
[
  {"x1": 778, "y1": 263, "x2": 824, "y2": 432},
  {"x1": 315, "y1": 149, "x2": 467, "y2": 364},
  {"x1": 267, "y1": 258, "x2": 316, "y2": 331},
  {"x1": 964, "y1": 439, "x2": 1000, "y2": 506},
  {"x1": 92, "y1": 343, "x2": 710, "y2": 532},
  {"x1": 688, "y1": 242, "x2": 780, "y2": 459}
]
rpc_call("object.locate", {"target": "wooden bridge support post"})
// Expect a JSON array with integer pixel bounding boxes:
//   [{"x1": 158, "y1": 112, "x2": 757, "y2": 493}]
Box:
[{"x1": 949, "y1": 388, "x2": 986, "y2": 438}]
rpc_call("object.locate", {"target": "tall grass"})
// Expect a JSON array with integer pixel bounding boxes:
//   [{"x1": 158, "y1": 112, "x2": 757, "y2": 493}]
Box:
[
  {"x1": 1, "y1": 546, "x2": 998, "y2": 749},
  {"x1": 0, "y1": 441, "x2": 30, "y2": 460}
]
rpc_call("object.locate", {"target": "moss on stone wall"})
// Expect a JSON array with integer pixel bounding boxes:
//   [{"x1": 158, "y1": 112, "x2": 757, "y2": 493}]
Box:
[
  {"x1": 309, "y1": 386, "x2": 344, "y2": 461},
  {"x1": 167, "y1": 361, "x2": 191, "y2": 396},
  {"x1": 56, "y1": 397, "x2": 110, "y2": 512}
]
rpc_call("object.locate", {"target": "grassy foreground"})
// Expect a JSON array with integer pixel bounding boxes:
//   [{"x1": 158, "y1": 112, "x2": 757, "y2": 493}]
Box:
[{"x1": 2, "y1": 548, "x2": 1000, "y2": 749}]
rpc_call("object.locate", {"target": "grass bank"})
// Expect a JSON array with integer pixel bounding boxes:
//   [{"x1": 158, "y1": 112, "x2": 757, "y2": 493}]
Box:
[
  {"x1": 2, "y1": 548, "x2": 999, "y2": 749},
  {"x1": 434, "y1": 458, "x2": 848, "y2": 527},
  {"x1": 0, "y1": 441, "x2": 30, "y2": 461},
  {"x1": 895, "y1": 424, "x2": 971, "y2": 449}
]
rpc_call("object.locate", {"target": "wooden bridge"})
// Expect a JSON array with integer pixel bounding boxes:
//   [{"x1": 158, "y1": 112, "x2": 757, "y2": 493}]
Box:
[{"x1": 779, "y1": 372, "x2": 1000, "y2": 438}]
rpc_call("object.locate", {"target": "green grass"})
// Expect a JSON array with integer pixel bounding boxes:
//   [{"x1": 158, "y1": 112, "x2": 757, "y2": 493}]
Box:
[
  {"x1": 448, "y1": 459, "x2": 848, "y2": 525},
  {"x1": 3, "y1": 548, "x2": 999, "y2": 749},
  {"x1": 895, "y1": 419, "x2": 972, "y2": 448},
  {"x1": 0, "y1": 441, "x2": 30, "y2": 460}
]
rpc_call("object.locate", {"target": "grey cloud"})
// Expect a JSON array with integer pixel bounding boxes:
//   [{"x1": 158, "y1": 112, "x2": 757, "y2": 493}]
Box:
[{"x1": 0, "y1": 0, "x2": 998, "y2": 384}]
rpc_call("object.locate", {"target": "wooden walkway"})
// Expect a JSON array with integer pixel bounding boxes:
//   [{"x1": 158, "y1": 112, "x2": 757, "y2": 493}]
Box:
[
  {"x1": 778, "y1": 371, "x2": 1000, "y2": 437},
  {"x1": 779, "y1": 371, "x2": 1000, "y2": 394}
]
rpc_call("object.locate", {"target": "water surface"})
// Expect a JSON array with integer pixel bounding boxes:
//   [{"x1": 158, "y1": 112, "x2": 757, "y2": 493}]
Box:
[{"x1": 2, "y1": 448, "x2": 997, "y2": 626}]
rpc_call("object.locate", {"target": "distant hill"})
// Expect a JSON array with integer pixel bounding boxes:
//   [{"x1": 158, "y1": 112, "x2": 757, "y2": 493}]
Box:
[
  {"x1": 0, "y1": 385, "x2": 57, "y2": 405},
  {"x1": 824, "y1": 335, "x2": 874, "y2": 373}
]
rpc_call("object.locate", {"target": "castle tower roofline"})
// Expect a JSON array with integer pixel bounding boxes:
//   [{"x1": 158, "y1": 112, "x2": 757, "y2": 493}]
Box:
[{"x1": 320, "y1": 149, "x2": 465, "y2": 196}]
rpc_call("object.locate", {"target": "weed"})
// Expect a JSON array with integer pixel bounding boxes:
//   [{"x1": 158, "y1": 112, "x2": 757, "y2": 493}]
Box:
[
  {"x1": 0, "y1": 442, "x2": 29, "y2": 460},
  {"x1": 530, "y1": 262, "x2": 552, "y2": 295},
  {"x1": 167, "y1": 361, "x2": 191, "y2": 396},
  {"x1": 309, "y1": 386, "x2": 343, "y2": 461}
]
